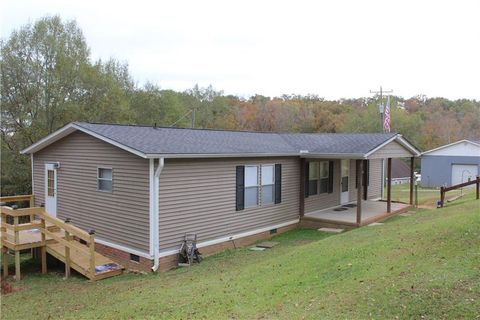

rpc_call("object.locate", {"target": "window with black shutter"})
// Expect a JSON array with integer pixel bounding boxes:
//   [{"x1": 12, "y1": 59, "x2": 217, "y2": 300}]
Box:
[
  {"x1": 236, "y1": 166, "x2": 245, "y2": 211},
  {"x1": 274, "y1": 164, "x2": 282, "y2": 204}
]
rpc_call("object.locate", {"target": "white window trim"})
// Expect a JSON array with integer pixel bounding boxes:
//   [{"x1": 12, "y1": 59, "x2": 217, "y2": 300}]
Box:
[
  {"x1": 243, "y1": 164, "x2": 277, "y2": 208},
  {"x1": 97, "y1": 167, "x2": 113, "y2": 193},
  {"x1": 260, "y1": 164, "x2": 275, "y2": 205},
  {"x1": 244, "y1": 165, "x2": 259, "y2": 208}
]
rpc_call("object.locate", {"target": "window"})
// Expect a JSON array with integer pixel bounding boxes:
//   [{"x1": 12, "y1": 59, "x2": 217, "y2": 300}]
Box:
[
  {"x1": 244, "y1": 166, "x2": 259, "y2": 208},
  {"x1": 47, "y1": 170, "x2": 55, "y2": 197},
  {"x1": 98, "y1": 168, "x2": 113, "y2": 192},
  {"x1": 308, "y1": 162, "x2": 319, "y2": 196},
  {"x1": 261, "y1": 165, "x2": 275, "y2": 204},
  {"x1": 319, "y1": 161, "x2": 330, "y2": 194}
]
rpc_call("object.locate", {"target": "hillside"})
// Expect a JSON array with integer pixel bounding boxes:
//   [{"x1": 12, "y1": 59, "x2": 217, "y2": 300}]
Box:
[{"x1": 2, "y1": 195, "x2": 479, "y2": 319}]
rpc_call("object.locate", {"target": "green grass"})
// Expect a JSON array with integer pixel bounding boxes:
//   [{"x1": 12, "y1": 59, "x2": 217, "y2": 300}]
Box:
[
  {"x1": 387, "y1": 183, "x2": 474, "y2": 206},
  {"x1": 2, "y1": 195, "x2": 480, "y2": 319}
]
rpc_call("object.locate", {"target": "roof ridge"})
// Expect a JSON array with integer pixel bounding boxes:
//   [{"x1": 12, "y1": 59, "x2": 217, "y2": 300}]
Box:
[{"x1": 76, "y1": 122, "x2": 396, "y2": 136}]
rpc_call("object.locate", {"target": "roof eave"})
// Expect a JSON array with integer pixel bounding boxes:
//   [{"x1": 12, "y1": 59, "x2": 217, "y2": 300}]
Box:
[
  {"x1": 145, "y1": 152, "x2": 300, "y2": 159},
  {"x1": 21, "y1": 122, "x2": 148, "y2": 159}
]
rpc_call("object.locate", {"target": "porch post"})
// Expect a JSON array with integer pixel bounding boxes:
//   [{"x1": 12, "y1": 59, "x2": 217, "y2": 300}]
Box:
[
  {"x1": 299, "y1": 158, "x2": 306, "y2": 217},
  {"x1": 356, "y1": 160, "x2": 363, "y2": 226},
  {"x1": 409, "y1": 157, "x2": 415, "y2": 205},
  {"x1": 387, "y1": 158, "x2": 392, "y2": 213}
]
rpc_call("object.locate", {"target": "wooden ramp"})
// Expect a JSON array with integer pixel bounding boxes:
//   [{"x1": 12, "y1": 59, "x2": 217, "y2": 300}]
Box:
[{"x1": 1, "y1": 195, "x2": 123, "y2": 281}]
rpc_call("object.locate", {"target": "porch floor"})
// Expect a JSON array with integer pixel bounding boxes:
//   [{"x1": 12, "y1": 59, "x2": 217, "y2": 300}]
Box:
[{"x1": 304, "y1": 200, "x2": 411, "y2": 225}]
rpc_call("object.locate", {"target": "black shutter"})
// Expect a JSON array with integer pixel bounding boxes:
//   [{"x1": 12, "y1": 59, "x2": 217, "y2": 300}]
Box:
[
  {"x1": 304, "y1": 161, "x2": 309, "y2": 198},
  {"x1": 364, "y1": 160, "x2": 370, "y2": 186},
  {"x1": 355, "y1": 160, "x2": 359, "y2": 188},
  {"x1": 328, "y1": 161, "x2": 334, "y2": 193},
  {"x1": 236, "y1": 166, "x2": 245, "y2": 211},
  {"x1": 274, "y1": 164, "x2": 282, "y2": 204}
]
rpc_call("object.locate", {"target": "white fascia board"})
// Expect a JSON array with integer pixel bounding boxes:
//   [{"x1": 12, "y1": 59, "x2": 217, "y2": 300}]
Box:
[
  {"x1": 20, "y1": 123, "x2": 78, "y2": 154},
  {"x1": 395, "y1": 135, "x2": 422, "y2": 156},
  {"x1": 364, "y1": 134, "x2": 421, "y2": 158},
  {"x1": 21, "y1": 123, "x2": 147, "y2": 158},
  {"x1": 145, "y1": 153, "x2": 300, "y2": 159},
  {"x1": 363, "y1": 135, "x2": 399, "y2": 158},
  {"x1": 421, "y1": 139, "x2": 478, "y2": 155}
]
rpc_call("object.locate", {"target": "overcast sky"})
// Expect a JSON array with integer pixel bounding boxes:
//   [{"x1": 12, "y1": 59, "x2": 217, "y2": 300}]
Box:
[{"x1": 1, "y1": 0, "x2": 479, "y2": 100}]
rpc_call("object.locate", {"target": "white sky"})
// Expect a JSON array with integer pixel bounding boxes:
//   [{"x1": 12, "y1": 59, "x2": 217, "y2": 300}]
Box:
[{"x1": 1, "y1": 0, "x2": 479, "y2": 100}]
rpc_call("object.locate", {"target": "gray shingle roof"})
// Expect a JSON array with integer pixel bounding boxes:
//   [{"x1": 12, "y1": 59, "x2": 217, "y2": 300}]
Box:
[{"x1": 75, "y1": 122, "x2": 399, "y2": 156}]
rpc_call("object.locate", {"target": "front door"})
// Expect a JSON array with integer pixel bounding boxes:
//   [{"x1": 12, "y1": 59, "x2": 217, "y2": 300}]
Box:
[
  {"x1": 45, "y1": 163, "x2": 57, "y2": 217},
  {"x1": 340, "y1": 159, "x2": 349, "y2": 204}
]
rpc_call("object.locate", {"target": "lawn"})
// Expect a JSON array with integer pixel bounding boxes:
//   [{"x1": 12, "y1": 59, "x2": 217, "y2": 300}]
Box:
[
  {"x1": 387, "y1": 183, "x2": 474, "y2": 206},
  {"x1": 2, "y1": 194, "x2": 479, "y2": 319}
]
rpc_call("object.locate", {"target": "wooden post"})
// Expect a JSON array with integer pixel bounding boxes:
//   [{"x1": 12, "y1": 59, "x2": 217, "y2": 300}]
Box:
[
  {"x1": 2, "y1": 247, "x2": 8, "y2": 278},
  {"x1": 476, "y1": 176, "x2": 479, "y2": 200},
  {"x1": 13, "y1": 215, "x2": 20, "y2": 281},
  {"x1": 1, "y1": 212, "x2": 7, "y2": 278},
  {"x1": 89, "y1": 230, "x2": 96, "y2": 279},
  {"x1": 29, "y1": 195, "x2": 34, "y2": 208},
  {"x1": 387, "y1": 158, "x2": 392, "y2": 213},
  {"x1": 64, "y1": 219, "x2": 71, "y2": 279},
  {"x1": 299, "y1": 158, "x2": 306, "y2": 217},
  {"x1": 356, "y1": 160, "x2": 363, "y2": 226},
  {"x1": 40, "y1": 216, "x2": 47, "y2": 274},
  {"x1": 409, "y1": 157, "x2": 415, "y2": 205},
  {"x1": 440, "y1": 187, "x2": 445, "y2": 208}
]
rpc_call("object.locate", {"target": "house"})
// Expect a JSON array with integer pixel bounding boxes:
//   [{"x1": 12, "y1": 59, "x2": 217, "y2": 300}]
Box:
[
  {"x1": 21, "y1": 122, "x2": 421, "y2": 272},
  {"x1": 391, "y1": 158, "x2": 412, "y2": 185},
  {"x1": 421, "y1": 140, "x2": 480, "y2": 188}
]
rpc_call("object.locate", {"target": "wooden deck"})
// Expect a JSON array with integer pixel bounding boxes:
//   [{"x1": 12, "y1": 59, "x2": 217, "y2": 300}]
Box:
[{"x1": 1, "y1": 195, "x2": 123, "y2": 281}]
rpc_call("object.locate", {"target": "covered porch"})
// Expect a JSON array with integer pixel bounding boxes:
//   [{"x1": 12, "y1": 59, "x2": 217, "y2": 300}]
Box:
[
  {"x1": 302, "y1": 200, "x2": 411, "y2": 229},
  {"x1": 297, "y1": 133, "x2": 421, "y2": 229}
]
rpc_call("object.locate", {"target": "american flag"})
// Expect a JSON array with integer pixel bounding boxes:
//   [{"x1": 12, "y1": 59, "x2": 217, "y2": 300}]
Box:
[{"x1": 383, "y1": 95, "x2": 391, "y2": 132}]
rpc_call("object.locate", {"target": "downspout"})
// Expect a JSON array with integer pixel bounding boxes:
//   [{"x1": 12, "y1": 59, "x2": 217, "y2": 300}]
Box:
[{"x1": 152, "y1": 157, "x2": 164, "y2": 272}]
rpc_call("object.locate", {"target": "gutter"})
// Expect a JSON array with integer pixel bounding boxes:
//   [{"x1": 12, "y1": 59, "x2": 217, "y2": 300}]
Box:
[{"x1": 151, "y1": 157, "x2": 165, "y2": 272}]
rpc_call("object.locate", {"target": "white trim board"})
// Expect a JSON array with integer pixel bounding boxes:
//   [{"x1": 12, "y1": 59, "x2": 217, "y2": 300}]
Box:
[
  {"x1": 95, "y1": 237, "x2": 152, "y2": 259},
  {"x1": 157, "y1": 219, "x2": 300, "y2": 258},
  {"x1": 422, "y1": 140, "x2": 480, "y2": 156}
]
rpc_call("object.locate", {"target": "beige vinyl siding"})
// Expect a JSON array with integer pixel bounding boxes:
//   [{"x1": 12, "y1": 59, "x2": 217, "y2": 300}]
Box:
[
  {"x1": 348, "y1": 159, "x2": 383, "y2": 201},
  {"x1": 368, "y1": 140, "x2": 413, "y2": 159},
  {"x1": 33, "y1": 131, "x2": 150, "y2": 252},
  {"x1": 158, "y1": 157, "x2": 300, "y2": 251},
  {"x1": 304, "y1": 160, "x2": 340, "y2": 214}
]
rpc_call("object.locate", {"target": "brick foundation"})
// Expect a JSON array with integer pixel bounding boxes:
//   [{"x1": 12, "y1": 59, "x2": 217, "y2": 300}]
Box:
[
  {"x1": 94, "y1": 243, "x2": 153, "y2": 272},
  {"x1": 94, "y1": 223, "x2": 298, "y2": 273}
]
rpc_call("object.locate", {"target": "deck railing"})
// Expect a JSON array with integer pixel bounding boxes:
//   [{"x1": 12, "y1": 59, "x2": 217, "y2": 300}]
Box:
[{"x1": 0, "y1": 200, "x2": 96, "y2": 280}]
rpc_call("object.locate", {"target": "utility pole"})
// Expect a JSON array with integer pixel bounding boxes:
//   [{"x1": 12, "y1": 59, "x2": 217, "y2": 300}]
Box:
[{"x1": 370, "y1": 86, "x2": 393, "y2": 133}]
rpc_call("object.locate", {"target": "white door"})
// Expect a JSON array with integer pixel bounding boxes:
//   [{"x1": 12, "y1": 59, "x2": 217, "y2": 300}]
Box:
[
  {"x1": 45, "y1": 163, "x2": 58, "y2": 217},
  {"x1": 451, "y1": 164, "x2": 478, "y2": 186},
  {"x1": 340, "y1": 159, "x2": 350, "y2": 204}
]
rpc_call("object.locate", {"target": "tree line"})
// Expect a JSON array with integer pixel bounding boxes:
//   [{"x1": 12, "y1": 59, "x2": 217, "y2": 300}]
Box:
[{"x1": 1, "y1": 16, "x2": 479, "y2": 195}]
